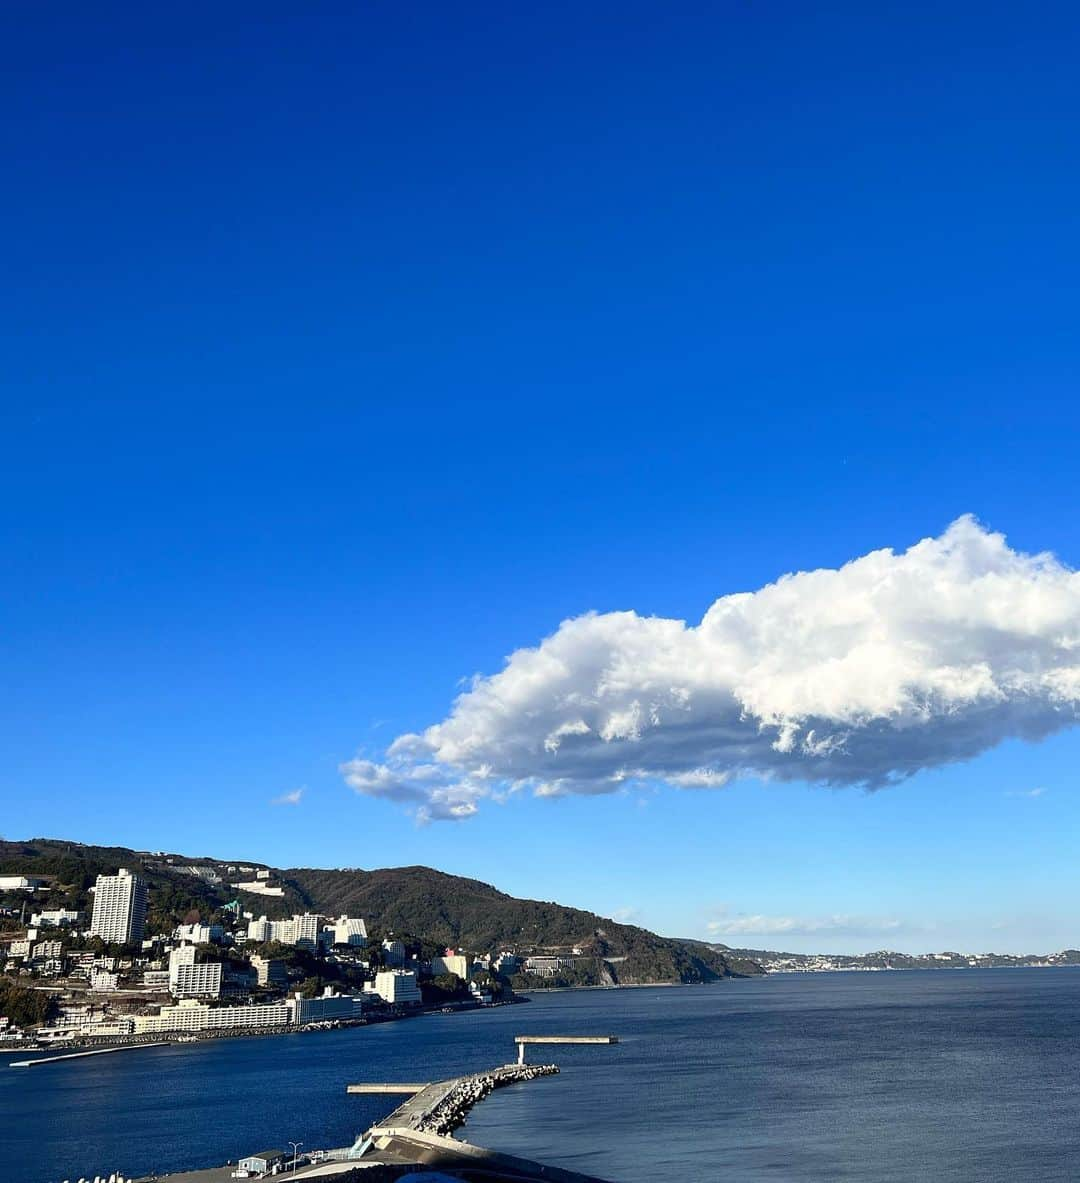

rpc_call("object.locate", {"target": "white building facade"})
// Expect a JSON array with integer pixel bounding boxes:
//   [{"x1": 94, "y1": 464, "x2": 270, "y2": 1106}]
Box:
[
  {"x1": 133, "y1": 999, "x2": 292, "y2": 1035},
  {"x1": 365, "y1": 970, "x2": 422, "y2": 1005},
  {"x1": 330, "y1": 916, "x2": 368, "y2": 946},
  {"x1": 172, "y1": 961, "x2": 223, "y2": 999},
  {"x1": 89, "y1": 869, "x2": 148, "y2": 945}
]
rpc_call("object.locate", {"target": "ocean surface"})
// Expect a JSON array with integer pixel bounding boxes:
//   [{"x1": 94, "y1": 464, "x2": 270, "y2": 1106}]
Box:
[{"x1": 4, "y1": 969, "x2": 1080, "y2": 1183}]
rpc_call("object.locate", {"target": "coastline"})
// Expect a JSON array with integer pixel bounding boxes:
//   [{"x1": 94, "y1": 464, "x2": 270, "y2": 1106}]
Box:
[{"x1": 2, "y1": 996, "x2": 528, "y2": 1059}]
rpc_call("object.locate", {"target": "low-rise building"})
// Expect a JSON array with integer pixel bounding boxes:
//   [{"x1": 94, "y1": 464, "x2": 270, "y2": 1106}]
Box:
[
  {"x1": 38, "y1": 1017, "x2": 135, "y2": 1041},
  {"x1": 90, "y1": 969, "x2": 119, "y2": 992},
  {"x1": 233, "y1": 881, "x2": 285, "y2": 897},
  {"x1": 30, "y1": 909, "x2": 81, "y2": 927},
  {"x1": 469, "y1": 981, "x2": 494, "y2": 1004},
  {"x1": 173, "y1": 922, "x2": 224, "y2": 945},
  {"x1": 237, "y1": 1150, "x2": 285, "y2": 1176},
  {"x1": 0, "y1": 876, "x2": 47, "y2": 891},
  {"x1": 523, "y1": 955, "x2": 578, "y2": 976},
  {"x1": 132, "y1": 999, "x2": 292, "y2": 1034},
  {"x1": 289, "y1": 987, "x2": 365, "y2": 1024}
]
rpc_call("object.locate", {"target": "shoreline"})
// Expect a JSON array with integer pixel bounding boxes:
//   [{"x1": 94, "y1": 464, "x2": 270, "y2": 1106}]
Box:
[{"x1": 2, "y1": 997, "x2": 527, "y2": 1060}]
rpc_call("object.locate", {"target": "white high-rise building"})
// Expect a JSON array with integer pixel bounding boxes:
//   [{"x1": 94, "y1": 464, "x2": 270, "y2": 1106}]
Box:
[
  {"x1": 246, "y1": 916, "x2": 272, "y2": 943},
  {"x1": 293, "y1": 913, "x2": 321, "y2": 948},
  {"x1": 89, "y1": 869, "x2": 148, "y2": 945},
  {"x1": 168, "y1": 944, "x2": 197, "y2": 989}
]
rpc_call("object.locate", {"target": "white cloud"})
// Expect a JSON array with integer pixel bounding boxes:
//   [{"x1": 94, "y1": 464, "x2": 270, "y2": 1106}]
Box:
[
  {"x1": 1006, "y1": 786, "x2": 1047, "y2": 798},
  {"x1": 342, "y1": 516, "x2": 1080, "y2": 820},
  {"x1": 272, "y1": 787, "x2": 305, "y2": 806},
  {"x1": 705, "y1": 913, "x2": 905, "y2": 938}
]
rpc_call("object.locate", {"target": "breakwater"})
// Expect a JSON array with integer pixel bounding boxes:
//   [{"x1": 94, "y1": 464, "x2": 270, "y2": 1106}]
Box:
[
  {"x1": 9, "y1": 1044, "x2": 168, "y2": 1068},
  {"x1": 356, "y1": 1061, "x2": 614, "y2": 1183},
  {"x1": 395, "y1": 1063, "x2": 559, "y2": 1137}
]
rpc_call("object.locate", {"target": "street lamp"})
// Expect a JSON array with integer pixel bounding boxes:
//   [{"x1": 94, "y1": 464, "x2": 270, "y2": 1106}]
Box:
[{"x1": 287, "y1": 1142, "x2": 303, "y2": 1173}]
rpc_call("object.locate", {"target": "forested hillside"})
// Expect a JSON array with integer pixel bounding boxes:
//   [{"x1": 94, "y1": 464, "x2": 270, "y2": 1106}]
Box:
[{"x1": 0, "y1": 838, "x2": 760, "y2": 984}]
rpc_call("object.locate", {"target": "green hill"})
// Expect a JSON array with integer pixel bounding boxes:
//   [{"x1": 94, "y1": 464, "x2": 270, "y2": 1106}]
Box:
[{"x1": 0, "y1": 837, "x2": 759, "y2": 985}]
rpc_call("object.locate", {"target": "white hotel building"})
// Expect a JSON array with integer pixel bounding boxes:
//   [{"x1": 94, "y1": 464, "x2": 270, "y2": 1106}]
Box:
[
  {"x1": 133, "y1": 999, "x2": 292, "y2": 1035},
  {"x1": 172, "y1": 961, "x2": 223, "y2": 999},
  {"x1": 89, "y1": 869, "x2": 148, "y2": 945},
  {"x1": 365, "y1": 970, "x2": 422, "y2": 1006}
]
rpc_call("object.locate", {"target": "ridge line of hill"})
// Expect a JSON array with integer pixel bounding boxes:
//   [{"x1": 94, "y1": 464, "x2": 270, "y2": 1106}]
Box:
[{"x1": 0, "y1": 837, "x2": 763, "y2": 985}]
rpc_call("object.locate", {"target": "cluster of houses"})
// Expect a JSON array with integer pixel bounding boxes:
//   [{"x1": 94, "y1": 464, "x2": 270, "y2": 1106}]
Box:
[{"x1": 0, "y1": 868, "x2": 530, "y2": 1043}]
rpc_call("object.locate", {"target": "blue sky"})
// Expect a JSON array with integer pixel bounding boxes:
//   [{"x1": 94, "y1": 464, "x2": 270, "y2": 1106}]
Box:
[{"x1": 3, "y1": 3, "x2": 1080, "y2": 952}]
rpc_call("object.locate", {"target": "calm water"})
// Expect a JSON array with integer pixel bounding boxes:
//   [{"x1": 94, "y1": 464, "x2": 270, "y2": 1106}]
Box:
[{"x1": 4, "y1": 970, "x2": 1080, "y2": 1182}]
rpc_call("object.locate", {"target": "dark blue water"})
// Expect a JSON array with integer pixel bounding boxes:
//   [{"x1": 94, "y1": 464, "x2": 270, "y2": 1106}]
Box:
[{"x1": 4, "y1": 970, "x2": 1080, "y2": 1183}]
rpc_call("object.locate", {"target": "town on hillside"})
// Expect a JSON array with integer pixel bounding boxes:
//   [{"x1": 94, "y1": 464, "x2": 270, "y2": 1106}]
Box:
[{"x1": 0, "y1": 864, "x2": 573, "y2": 1046}]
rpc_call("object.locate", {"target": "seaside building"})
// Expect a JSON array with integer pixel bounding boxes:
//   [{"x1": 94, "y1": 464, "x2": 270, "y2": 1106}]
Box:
[
  {"x1": 37, "y1": 1016, "x2": 135, "y2": 1041},
  {"x1": 365, "y1": 969, "x2": 422, "y2": 1006},
  {"x1": 89, "y1": 869, "x2": 148, "y2": 945},
  {"x1": 290, "y1": 987, "x2": 366, "y2": 1024},
  {"x1": 522, "y1": 955, "x2": 578, "y2": 977},
  {"x1": 132, "y1": 998, "x2": 291, "y2": 1034},
  {"x1": 237, "y1": 1151, "x2": 285, "y2": 1176},
  {"x1": 432, "y1": 952, "x2": 469, "y2": 979},
  {"x1": 172, "y1": 961, "x2": 223, "y2": 999},
  {"x1": 493, "y1": 952, "x2": 520, "y2": 975}
]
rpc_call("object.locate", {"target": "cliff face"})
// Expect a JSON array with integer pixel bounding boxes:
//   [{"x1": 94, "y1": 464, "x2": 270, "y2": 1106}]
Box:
[{"x1": 0, "y1": 838, "x2": 760, "y2": 984}]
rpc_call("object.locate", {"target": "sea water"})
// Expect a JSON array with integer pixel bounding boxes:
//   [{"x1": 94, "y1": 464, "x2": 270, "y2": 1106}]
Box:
[{"x1": 4, "y1": 969, "x2": 1080, "y2": 1182}]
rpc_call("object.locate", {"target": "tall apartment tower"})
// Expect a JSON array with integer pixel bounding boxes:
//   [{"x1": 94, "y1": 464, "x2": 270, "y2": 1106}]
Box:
[{"x1": 89, "y1": 868, "x2": 148, "y2": 945}]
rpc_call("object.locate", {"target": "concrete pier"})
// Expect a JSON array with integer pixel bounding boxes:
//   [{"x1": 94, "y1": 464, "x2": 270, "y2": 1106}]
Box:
[
  {"x1": 360, "y1": 1063, "x2": 559, "y2": 1139},
  {"x1": 344, "y1": 1063, "x2": 617, "y2": 1181},
  {"x1": 346, "y1": 1083, "x2": 429, "y2": 1094},
  {"x1": 514, "y1": 1034, "x2": 618, "y2": 1064},
  {"x1": 9, "y1": 1043, "x2": 169, "y2": 1068}
]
